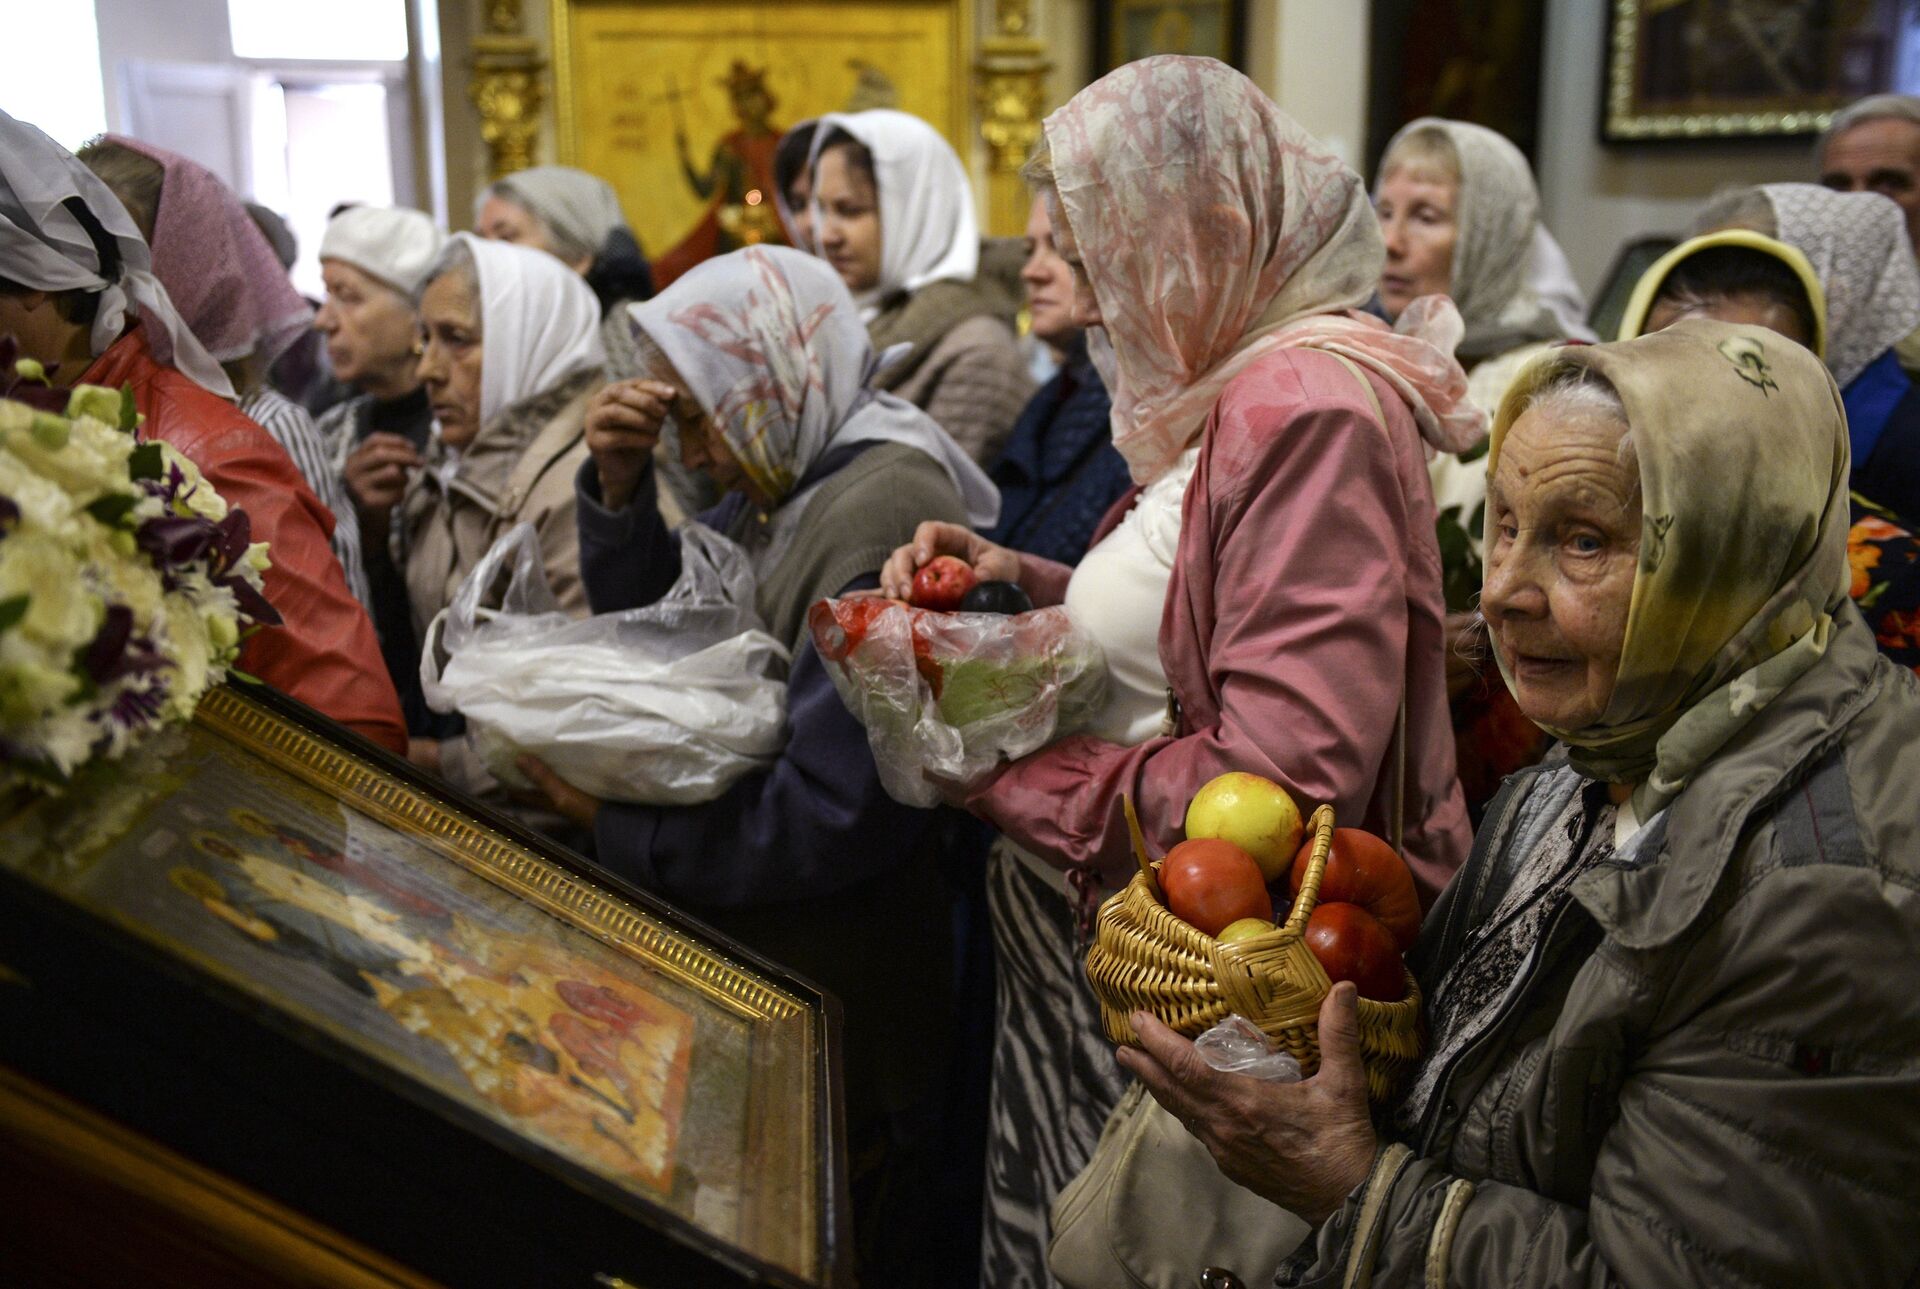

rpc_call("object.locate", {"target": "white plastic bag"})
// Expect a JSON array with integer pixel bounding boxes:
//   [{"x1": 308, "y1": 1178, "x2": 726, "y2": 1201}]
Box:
[
  {"x1": 1193, "y1": 1014, "x2": 1305, "y2": 1082},
  {"x1": 421, "y1": 522, "x2": 789, "y2": 805}
]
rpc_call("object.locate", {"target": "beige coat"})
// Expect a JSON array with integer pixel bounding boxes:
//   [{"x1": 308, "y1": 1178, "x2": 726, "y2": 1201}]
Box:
[{"x1": 398, "y1": 365, "x2": 601, "y2": 641}]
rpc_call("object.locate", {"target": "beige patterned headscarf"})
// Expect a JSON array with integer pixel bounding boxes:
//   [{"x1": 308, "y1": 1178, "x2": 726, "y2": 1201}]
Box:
[
  {"x1": 1487, "y1": 320, "x2": 1851, "y2": 812},
  {"x1": 1043, "y1": 57, "x2": 1483, "y2": 484}
]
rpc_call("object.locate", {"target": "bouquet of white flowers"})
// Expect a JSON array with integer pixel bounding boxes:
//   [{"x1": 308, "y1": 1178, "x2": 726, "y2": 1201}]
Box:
[{"x1": 0, "y1": 342, "x2": 279, "y2": 792}]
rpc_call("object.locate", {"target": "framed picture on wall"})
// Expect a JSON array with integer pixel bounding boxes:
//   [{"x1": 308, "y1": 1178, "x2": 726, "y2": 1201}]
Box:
[
  {"x1": 0, "y1": 684, "x2": 849, "y2": 1288},
  {"x1": 1605, "y1": 0, "x2": 1919, "y2": 142},
  {"x1": 1092, "y1": 0, "x2": 1248, "y2": 75}
]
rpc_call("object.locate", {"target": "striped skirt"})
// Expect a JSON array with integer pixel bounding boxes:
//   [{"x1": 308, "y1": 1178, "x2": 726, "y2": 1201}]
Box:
[{"x1": 979, "y1": 840, "x2": 1128, "y2": 1289}]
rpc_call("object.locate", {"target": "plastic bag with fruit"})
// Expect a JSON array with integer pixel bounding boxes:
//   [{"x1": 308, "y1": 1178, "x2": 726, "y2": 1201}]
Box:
[
  {"x1": 421, "y1": 521, "x2": 790, "y2": 804},
  {"x1": 808, "y1": 565, "x2": 1110, "y2": 808}
]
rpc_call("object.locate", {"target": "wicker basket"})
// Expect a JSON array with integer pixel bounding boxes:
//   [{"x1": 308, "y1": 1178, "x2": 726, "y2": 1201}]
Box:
[{"x1": 1085, "y1": 803, "x2": 1424, "y2": 1103}]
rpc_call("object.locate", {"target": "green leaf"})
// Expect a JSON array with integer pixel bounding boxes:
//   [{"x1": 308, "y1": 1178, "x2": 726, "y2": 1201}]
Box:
[
  {"x1": 0, "y1": 594, "x2": 28, "y2": 631},
  {"x1": 118, "y1": 382, "x2": 139, "y2": 433},
  {"x1": 128, "y1": 442, "x2": 164, "y2": 480},
  {"x1": 85, "y1": 493, "x2": 138, "y2": 527}
]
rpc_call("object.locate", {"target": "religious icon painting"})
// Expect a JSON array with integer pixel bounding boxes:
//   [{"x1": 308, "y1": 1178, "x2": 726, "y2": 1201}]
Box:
[
  {"x1": 0, "y1": 685, "x2": 848, "y2": 1288},
  {"x1": 1605, "y1": 0, "x2": 1920, "y2": 141},
  {"x1": 550, "y1": 0, "x2": 975, "y2": 287},
  {"x1": 1093, "y1": 0, "x2": 1247, "y2": 75}
]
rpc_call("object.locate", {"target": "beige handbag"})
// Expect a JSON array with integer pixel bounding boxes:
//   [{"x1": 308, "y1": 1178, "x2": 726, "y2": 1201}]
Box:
[{"x1": 1047, "y1": 1082, "x2": 1311, "y2": 1289}]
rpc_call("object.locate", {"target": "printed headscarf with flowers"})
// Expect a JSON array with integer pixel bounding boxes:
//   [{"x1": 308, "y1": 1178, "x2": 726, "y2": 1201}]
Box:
[
  {"x1": 104, "y1": 136, "x2": 312, "y2": 368},
  {"x1": 627, "y1": 245, "x2": 997, "y2": 541},
  {"x1": 1041, "y1": 57, "x2": 1484, "y2": 486},
  {"x1": 1486, "y1": 320, "x2": 1852, "y2": 816}
]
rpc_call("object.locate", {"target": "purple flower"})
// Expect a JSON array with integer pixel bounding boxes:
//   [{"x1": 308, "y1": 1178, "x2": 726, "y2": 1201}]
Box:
[{"x1": 135, "y1": 514, "x2": 218, "y2": 567}]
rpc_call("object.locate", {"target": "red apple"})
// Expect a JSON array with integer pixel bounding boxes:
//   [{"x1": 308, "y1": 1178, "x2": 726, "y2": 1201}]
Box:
[
  {"x1": 910, "y1": 555, "x2": 978, "y2": 611},
  {"x1": 1289, "y1": 828, "x2": 1422, "y2": 951},
  {"x1": 1303, "y1": 902, "x2": 1406, "y2": 1001},
  {"x1": 1159, "y1": 838, "x2": 1273, "y2": 937}
]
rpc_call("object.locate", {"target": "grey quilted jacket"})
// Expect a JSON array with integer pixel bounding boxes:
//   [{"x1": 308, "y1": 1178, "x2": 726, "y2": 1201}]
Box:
[{"x1": 1279, "y1": 604, "x2": 1920, "y2": 1288}]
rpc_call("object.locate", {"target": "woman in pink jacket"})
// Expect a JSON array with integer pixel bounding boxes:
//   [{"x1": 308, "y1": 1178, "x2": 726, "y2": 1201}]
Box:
[{"x1": 882, "y1": 57, "x2": 1483, "y2": 1286}]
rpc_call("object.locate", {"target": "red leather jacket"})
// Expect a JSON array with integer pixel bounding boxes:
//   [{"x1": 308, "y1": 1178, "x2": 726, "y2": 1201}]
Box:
[{"x1": 84, "y1": 331, "x2": 407, "y2": 754}]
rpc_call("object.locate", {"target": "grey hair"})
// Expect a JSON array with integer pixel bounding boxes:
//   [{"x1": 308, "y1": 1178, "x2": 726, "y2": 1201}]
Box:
[
  {"x1": 1515, "y1": 367, "x2": 1636, "y2": 467},
  {"x1": 1818, "y1": 93, "x2": 1920, "y2": 160},
  {"x1": 415, "y1": 237, "x2": 480, "y2": 315},
  {"x1": 1689, "y1": 185, "x2": 1777, "y2": 238},
  {"x1": 484, "y1": 181, "x2": 595, "y2": 264}
]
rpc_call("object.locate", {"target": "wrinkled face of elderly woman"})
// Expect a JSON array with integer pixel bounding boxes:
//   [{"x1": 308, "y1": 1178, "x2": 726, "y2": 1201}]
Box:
[
  {"x1": 1481, "y1": 384, "x2": 1642, "y2": 730},
  {"x1": 417, "y1": 265, "x2": 485, "y2": 450}
]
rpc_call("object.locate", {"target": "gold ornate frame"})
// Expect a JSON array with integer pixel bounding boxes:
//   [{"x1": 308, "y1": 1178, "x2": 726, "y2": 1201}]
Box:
[
  {"x1": 1603, "y1": 0, "x2": 1863, "y2": 142},
  {"x1": 2, "y1": 685, "x2": 835, "y2": 1285}
]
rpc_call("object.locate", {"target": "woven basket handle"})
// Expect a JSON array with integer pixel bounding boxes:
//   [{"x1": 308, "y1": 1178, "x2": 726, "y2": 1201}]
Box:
[{"x1": 1279, "y1": 805, "x2": 1338, "y2": 933}]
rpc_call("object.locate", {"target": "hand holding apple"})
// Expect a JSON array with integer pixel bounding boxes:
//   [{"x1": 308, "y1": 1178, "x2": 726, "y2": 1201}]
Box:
[
  {"x1": 910, "y1": 555, "x2": 979, "y2": 611},
  {"x1": 879, "y1": 521, "x2": 1023, "y2": 601}
]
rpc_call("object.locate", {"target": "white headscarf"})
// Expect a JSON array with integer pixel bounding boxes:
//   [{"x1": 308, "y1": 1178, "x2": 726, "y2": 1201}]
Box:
[
  {"x1": 627, "y1": 245, "x2": 997, "y2": 528},
  {"x1": 0, "y1": 109, "x2": 233, "y2": 397},
  {"x1": 1527, "y1": 225, "x2": 1599, "y2": 344},
  {"x1": 320, "y1": 205, "x2": 445, "y2": 296},
  {"x1": 448, "y1": 233, "x2": 605, "y2": 429},
  {"x1": 805, "y1": 110, "x2": 979, "y2": 308},
  {"x1": 1759, "y1": 183, "x2": 1920, "y2": 388},
  {"x1": 481, "y1": 165, "x2": 627, "y2": 258}
]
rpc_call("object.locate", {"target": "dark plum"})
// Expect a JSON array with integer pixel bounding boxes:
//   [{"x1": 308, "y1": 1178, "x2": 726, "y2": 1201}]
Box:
[{"x1": 959, "y1": 580, "x2": 1034, "y2": 615}]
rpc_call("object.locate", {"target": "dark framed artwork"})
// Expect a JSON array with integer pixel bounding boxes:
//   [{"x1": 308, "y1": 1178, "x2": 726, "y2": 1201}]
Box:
[
  {"x1": 0, "y1": 684, "x2": 850, "y2": 1288},
  {"x1": 1364, "y1": 0, "x2": 1547, "y2": 177},
  {"x1": 1605, "y1": 0, "x2": 1920, "y2": 142},
  {"x1": 1092, "y1": 0, "x2": 1248, "y2": 76}
]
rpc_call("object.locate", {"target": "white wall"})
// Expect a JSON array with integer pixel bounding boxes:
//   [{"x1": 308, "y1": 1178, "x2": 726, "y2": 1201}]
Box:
[
  {"x1": 94, "y1": 0, "x2": 235, "y2": 130},
  {"x1": 1536, "y1": 0, "x2": 1812, "y2": 295},
  {"x1": 1251, "y1": 0, "x2": 1369, "y2": 170}
]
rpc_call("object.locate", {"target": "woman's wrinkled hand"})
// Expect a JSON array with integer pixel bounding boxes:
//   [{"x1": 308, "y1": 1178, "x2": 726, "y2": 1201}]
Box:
[
  {"x1": 344, "y1": 432, "x2": 422, "y2": 521},
  {"x1": 516, "y1": 754, "x2": 603, "y2": 831},
  {"x1": 586, "y1": 379, "x2": 676, "y2": 510},
  {"x1": 1118, "y1": 983, "x2": 1381, "y2": 1226},
  {"x1": 879, "y1": 521, "x2": 1022, "y2": 600}
]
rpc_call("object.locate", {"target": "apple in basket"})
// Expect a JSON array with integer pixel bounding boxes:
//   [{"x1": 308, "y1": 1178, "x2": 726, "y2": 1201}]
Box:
[
  {"x1": 1184, "y1": 772, "x2": 1305, "y2": 883},
  {"x1": 1304, "y1": 903, "x2": 1407, "y2": 1001},
  {"x1": 909, "y1": 555, "x2": 978, "y2": 611},
  {"x1": 1288, "y1": 827, "x2": 1422, "y2": 952},
  {"x1": 1159, "y1": 838, "x2": 1273, "y2": 937}
]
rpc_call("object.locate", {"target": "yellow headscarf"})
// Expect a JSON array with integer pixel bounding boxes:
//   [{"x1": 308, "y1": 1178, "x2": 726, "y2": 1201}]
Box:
[
  {"x1": 1487, "y1": 320, "x2": 1851, "y2": 812},
  {"x1": 1615, "y1": 228, "x2": 1828, "y2": 356}
]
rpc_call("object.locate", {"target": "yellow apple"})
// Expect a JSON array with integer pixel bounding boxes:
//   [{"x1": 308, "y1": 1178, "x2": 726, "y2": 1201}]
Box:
[
  {"x1": 1185, "y1": 772, "x2": 1304, "y2": 883},
  {"x1": 1217, "y1": 917, "x2": 1274, "y2": 944}
]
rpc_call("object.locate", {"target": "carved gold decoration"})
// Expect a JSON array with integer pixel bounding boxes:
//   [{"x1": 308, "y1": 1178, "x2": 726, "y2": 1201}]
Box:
[
  {"x1": 975, "y1": 0, "x2": 1048, "y2": 235},
  {"x1": 470, "y1": 0, "x2": 547, "y2": 180}
]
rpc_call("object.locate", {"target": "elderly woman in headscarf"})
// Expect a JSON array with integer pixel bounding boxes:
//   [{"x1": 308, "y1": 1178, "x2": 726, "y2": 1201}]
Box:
[
  {"x1": 1616, "y1": 224, "x2": 1920, "y2": 679},
  {"x1": 1124, "y1": 320, "x2": 1920, "y2": 1289},
  {"x1": 0, "y1": 110, "x2": 404, "y2": 753},
  {"x1": 1687, "y1": 182, "x2": 1920, "y2": 523},
  {"x1": 75, "y1": 136, "x2": 371, "y2": 616},
  {"x1": 478, "y1": 166, "x2": 711, "y2": 525},
  {"x1": 515, "y1": 244, "x2": 996, "y2": 1281},
  {"x1": 799, "y1": 108, "x2": 1032, "y2": 465},
  {"x1": 1373, "y1": 117, "x2": 1592, "y2": 607},
  {"x1": 878, "y1": 58, "x2": 1482, "y2": 1284},
  {"x1": 379, "y1": 234, "x2": 605, "y2": 773}
]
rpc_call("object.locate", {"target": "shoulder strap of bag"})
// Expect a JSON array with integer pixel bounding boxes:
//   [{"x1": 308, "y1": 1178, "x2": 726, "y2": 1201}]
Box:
[{"x1": 1326, "y1": 353, "x2": 1408, "y2": 855}]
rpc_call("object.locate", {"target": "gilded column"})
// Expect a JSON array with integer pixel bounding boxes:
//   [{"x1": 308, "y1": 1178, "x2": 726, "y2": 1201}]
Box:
[
  {"x1": 975, "y1": 0, "x2": 1051, "y2": 236},
  {"x1": 469, "y1": 0, "x2": 547, "y2": 180}
]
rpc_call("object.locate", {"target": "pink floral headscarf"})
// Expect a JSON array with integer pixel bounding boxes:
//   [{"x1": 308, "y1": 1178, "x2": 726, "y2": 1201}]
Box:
[
  {"x1": 1043, "y1": 57, "x2": 1484, "y2": 483},
  {"x1": 106, "y1": 136, "x2": 311, "y2": 367}
]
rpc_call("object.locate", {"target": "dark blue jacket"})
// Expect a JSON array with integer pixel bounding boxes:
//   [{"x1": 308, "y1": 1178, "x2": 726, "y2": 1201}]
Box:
[
  {"x1": 983, "y1": 340, "x2": 1128, "y2": 566},
  {"x1": 574, "y1": 450, "x2": 933, "y2": 910}
]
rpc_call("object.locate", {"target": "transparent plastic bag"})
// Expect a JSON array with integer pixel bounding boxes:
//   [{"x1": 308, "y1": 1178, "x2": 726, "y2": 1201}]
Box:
[
  {"x1": 807, "y1": 596, "x2": 1108, "y2": 808},
  {"x1": 421, "y1": 522, "x2": 789, "y2": 804},
  {"x1": 1193, "y1": 1015, "x2": 1305, "y2": 1083}
]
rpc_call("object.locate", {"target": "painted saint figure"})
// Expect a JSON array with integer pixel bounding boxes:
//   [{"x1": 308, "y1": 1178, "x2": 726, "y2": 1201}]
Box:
[{"x1": 654, "y1": 61, "x2": 785, "y2": 287}]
